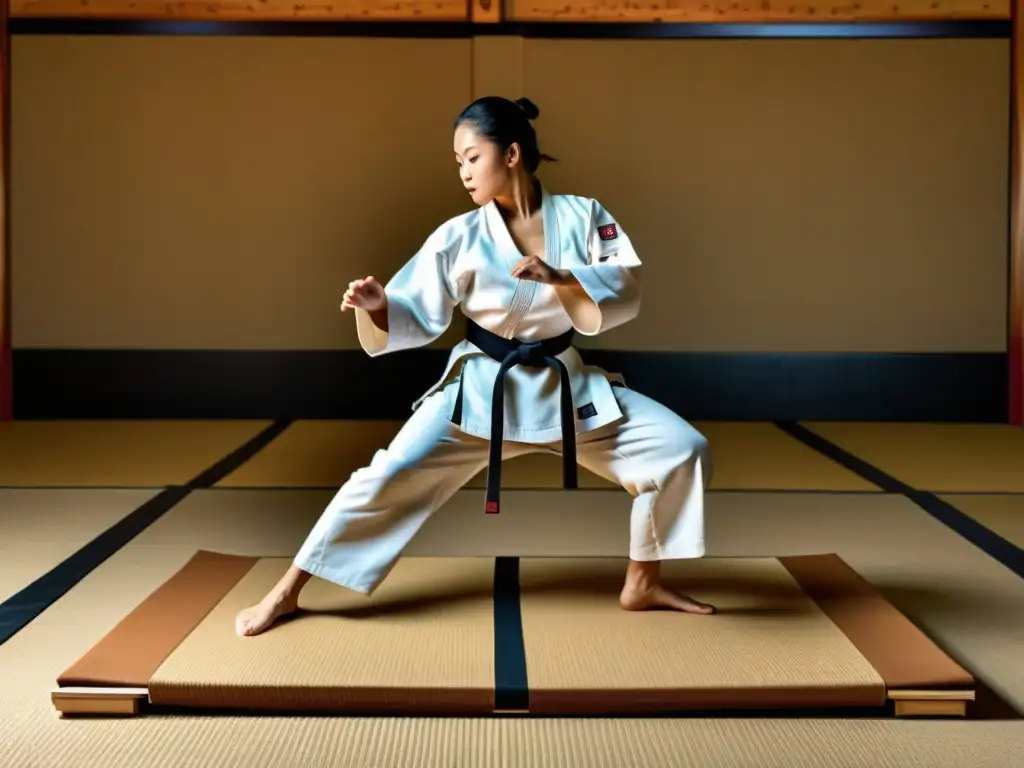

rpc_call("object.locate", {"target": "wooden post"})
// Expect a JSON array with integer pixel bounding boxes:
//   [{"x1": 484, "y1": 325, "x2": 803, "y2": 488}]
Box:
[
  {"x1": 1013, "y1": 0, "x2": 1024, "y2": 426},
  {"x1": 0, "y1": 0, "x2": 10, "y2": 421},
  {"x1": 471, "y1": 0, "x2": 502, "y2": 23}
]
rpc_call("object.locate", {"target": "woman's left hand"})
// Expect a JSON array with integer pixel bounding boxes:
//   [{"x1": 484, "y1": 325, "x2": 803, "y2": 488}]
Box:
[{"x1": 512, "y1": 255, "x2": 568, "y2": 285}]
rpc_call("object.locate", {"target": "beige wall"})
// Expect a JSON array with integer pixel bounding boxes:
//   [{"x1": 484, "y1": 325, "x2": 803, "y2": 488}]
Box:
[{"x1": 9, "y1": 34, "x2": 1010, "y2": 353}]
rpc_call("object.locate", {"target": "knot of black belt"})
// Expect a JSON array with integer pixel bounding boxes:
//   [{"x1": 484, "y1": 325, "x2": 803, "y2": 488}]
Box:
[{"x1": 459, "y1": 319, "x2": 579, "y2": 514}]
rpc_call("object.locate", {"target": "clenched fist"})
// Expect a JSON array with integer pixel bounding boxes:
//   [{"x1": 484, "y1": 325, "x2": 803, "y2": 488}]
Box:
[{"x1": 341, "y1": 276, "x2": 387, "y2": 313}]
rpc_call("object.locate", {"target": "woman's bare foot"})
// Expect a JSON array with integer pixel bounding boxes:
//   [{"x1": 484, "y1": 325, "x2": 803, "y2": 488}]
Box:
[
  {"x1": 619, "y1": 560, "x2": 715, "y2": 615},
  {"x1": 235, "y1": 565, "x2": 312, "y2": 637},
  {"x1": 235, "y1": 591, "x2": 300, "y2": 637}
]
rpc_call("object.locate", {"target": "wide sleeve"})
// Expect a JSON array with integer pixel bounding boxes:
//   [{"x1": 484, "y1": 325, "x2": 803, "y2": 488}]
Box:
[
  {"x1": 354, "y1": 222, "x2": 465, "y2": 356},
  {"x1": 554, "y1": 199, "x2": 642, "y2": 335}
]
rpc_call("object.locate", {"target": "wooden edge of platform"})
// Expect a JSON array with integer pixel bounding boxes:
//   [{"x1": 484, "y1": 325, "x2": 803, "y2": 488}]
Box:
[
  {"x1": 54, "y1": 550, "x2": 260, "y2": 695},
  {"x1": 889, "y1": 689, "x2": 976, "y2": 718},
  {"x1": 780, "y1": 554, "x2": 975, "y2": 717},
  {"x1": 51, "y1": 687, "x2": 149, "y2": 716}
]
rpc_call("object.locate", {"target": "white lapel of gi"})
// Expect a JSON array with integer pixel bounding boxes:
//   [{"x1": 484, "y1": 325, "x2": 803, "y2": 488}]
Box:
[{"x1": 481, "y1": 185, "x2": 561, "y2": 339}]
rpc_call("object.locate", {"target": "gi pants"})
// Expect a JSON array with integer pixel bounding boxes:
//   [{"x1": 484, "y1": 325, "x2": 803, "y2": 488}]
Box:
[{"x1": 293, "y1": 383, "x2": 711, "y2": 595}]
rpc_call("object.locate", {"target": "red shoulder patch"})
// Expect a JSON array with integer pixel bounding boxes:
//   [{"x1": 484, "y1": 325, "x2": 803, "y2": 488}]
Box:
[{"x1": 598, "y1": 223, "x2": 618, "y2": 241}]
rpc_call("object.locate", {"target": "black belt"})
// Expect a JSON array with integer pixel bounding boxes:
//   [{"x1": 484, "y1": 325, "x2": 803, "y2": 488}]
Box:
[{"x1": 453, "y1": 319, "x2": 579, "y2": 514}]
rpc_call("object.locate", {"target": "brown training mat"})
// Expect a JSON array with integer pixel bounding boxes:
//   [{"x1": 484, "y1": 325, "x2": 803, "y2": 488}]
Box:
[{"x1": 53, "y1": 550, "x2": 975, "y2": 717}]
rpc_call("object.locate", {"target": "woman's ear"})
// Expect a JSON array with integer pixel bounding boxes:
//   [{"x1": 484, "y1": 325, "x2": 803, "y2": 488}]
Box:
[{"x1": 505, "y1": 142, "x2": 522, "y2": 168}]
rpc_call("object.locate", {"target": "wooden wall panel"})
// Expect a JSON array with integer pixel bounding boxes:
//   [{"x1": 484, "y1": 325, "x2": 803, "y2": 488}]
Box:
[
  {"x1": 471, "y1": 0, "x2": 503, "y2": 23},
  {"x1": 505, "y1": 0, "x2": 1010, "y2": 22},
  {"x1": 10, "y1": 0, "x2": 1008, "y2": 20},
  {"x1": 10, "y1": 0, "x2": 470, "y2": 21}
]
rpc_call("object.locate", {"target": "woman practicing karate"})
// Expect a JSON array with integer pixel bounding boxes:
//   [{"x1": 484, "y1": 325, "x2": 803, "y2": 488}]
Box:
[{"x1": 236, "y1": 96, "x2": 715, "y2": 637}]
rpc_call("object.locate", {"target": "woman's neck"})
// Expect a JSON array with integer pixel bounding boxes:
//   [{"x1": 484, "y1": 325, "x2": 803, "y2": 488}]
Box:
[{"x1": 495, "y1": 175, "x2": 540, "y2": 222}]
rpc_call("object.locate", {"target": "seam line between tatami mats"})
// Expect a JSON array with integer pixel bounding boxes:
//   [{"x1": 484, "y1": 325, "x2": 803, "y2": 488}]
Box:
[
  {"x1": 160, "y1": 486, "x2": 893, "y2": 494},
  {"x1": 775, "y1": 422, "x2": 1024, "y2": 582},
  {"x1": 0, "y1": 419, "x2": 293, "y2": 646}
]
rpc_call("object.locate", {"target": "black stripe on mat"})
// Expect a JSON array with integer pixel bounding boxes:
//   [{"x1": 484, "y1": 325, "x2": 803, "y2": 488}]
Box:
[
  {"x1": 493, "y1": 555, "x2": 529, "y2": 711},
  {"x1": 775, "y1": 421, "x2": 1024, "y2": 581},
  {"x1": 0, "y1": 418, "x2": 292, "y2": 646}
]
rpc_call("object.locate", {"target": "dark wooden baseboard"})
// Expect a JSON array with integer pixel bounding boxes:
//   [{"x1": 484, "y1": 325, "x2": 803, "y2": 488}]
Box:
[
  {"x1": 9, "y1": 19, "x2": 1011, "y2": 40},
  {"x1": 10, "y1": 348, "x2": 1008, "y2": 422}
]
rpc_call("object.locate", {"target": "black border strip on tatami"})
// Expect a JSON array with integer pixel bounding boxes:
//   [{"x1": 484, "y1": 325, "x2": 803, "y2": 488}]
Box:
[
  {"x1": 0, "y1": 418, "x2": 292, "y2": 647},
  {"x1": 493, "y1": 555, "x2": 529, "y2": 711},
  {"x1": 9, "y1": 18, "x2": 1010, "y2": 39},
  {"x1": 775, "y1": 422, "x2": 1024, "y2": 581}
]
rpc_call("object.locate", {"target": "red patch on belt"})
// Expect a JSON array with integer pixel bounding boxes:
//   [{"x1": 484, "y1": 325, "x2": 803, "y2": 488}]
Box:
[{"x1": 598, "y1": 224, "x2": 618, "y2": 241}]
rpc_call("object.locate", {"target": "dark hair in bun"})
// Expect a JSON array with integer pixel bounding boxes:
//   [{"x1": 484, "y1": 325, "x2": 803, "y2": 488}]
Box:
[
  {"x1": 455, "y1": 95, "x2": 556, "y2": 173},
  {"x1": 513, "y1": 97, "x2": 540, "y2": 121}
]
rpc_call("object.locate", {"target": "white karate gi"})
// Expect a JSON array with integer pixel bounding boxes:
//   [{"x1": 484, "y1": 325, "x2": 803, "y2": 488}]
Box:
[{"x1": 294, "y1": 188, "x2": 711, "y2": 595}]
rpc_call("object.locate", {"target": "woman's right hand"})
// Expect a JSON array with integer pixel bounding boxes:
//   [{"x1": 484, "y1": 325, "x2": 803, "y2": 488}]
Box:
[{"x1": 341, "y1": 276, "x2": 387, "y2": 313}]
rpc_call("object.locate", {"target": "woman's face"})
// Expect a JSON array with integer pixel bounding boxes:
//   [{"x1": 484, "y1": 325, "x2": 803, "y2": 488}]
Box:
[{"x1": 453, "y1": 122, "x2": 517, "y2": 206}]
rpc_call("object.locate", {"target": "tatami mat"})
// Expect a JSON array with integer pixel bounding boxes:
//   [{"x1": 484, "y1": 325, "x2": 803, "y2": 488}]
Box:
[
  {"x1": 65, "y1": 549, "x2": 966, "y2": 716},
  {"x1": 3, "y1": 489, "x2": 1023, "y2": 766},
  {"x1": 216, "y1": 419, "x2": 617, "y2": 489},
  {"x1": 698, "y1": 422, "x2": 879, "y2": 491},
  {"x1": 517, "y1": 556, "x2": 885, "y2": 712},
  {"x1": 218, "y1": 419, "x2": 878, "y2": 491},
  {"x1": 938, "y1": 493, "x2": 1024, "y2": 550},
  {"x1": 800, "y1": 422, "x2": 1024, "y2": 492},
  {"x1": 148, "y1": 556, "x2": 497, "y2": 712},
  {"x1": 0, "y1": 489, "x2": 160, "y2": 603},
  {"x1": 0, "y1": 420, "x2": 272, "y2": 487}
]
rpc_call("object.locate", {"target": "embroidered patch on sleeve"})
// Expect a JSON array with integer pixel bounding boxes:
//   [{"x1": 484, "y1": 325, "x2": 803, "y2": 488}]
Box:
[{"x1": 598, "y1": 223, "x2": 618, "y2": 241}]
